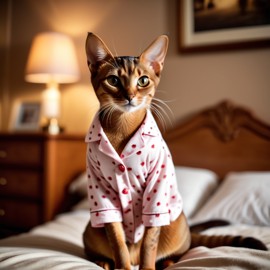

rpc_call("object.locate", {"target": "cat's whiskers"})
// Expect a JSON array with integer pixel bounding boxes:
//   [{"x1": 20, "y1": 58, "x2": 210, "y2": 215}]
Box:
[
  {"x1": 151, "y1": 97, "x2": 174, "y2": 130},
  {"x1": 105, "y1": 106, "x2": 115, "y2": 127},
  {"x1": 150, "y1": 105, "x2": 167, "y2": 131},
  {"x1": 152, "y1": 97, "x2": 174, "y2": 118},
  {"x1": 111, "y1": 40, "x2": 119, "y2": 59},
  {"x1": 99, "y1": 103, "x2": 116, "y2": 127}
]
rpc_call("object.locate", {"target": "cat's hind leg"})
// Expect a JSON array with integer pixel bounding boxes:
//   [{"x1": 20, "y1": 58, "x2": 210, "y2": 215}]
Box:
[{"x1": 156, "y1": 213, "x2": 191, "y2": 269}]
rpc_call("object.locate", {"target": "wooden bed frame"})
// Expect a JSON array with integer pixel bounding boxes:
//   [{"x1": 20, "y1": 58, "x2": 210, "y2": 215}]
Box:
[{"x1": 164, "y1": 100, "x2": 270, "y2": 179}]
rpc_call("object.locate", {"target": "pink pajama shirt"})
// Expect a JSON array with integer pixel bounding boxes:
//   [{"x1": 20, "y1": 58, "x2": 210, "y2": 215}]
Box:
[{"x1": 85, "y1": 110, "x2": 182, "y2": 244}]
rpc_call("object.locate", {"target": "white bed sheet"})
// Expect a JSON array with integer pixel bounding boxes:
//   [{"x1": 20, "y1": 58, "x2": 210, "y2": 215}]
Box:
[{"x1": 0, "y1": 209, "x2": 270, "y2": 270}]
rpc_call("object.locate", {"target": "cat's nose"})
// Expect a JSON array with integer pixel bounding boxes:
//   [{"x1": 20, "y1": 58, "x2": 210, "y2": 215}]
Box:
[{"x1": 127, "y1": 94, "x2": 135, "y2": 102}]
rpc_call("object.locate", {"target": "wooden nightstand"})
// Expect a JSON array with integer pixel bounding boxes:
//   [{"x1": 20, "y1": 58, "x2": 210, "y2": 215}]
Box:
[{"x1": 0, "y1": 133, "x2": 86, "y2": 238}]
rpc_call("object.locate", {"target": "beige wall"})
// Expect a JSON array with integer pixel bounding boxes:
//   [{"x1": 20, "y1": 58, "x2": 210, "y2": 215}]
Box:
[
  {"x1": 1, "y1": 0, "x2": 270, "y2": 133},
  {"x1": 0, "y1": 0, "x2": 10, "y2": 130}
]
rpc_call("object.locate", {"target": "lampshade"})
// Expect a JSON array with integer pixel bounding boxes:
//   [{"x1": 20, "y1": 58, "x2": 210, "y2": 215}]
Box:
[
  {"x1": 25, "y1": 32, "x2": 80, "y2": 134},
  {"x1": 25, "y1": 32, "x2": 80, "y2": 83}
]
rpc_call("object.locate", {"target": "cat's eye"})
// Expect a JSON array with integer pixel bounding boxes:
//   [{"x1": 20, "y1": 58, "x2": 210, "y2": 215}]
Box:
[
  {"x1": 137, "y1": 76, "x2": 149, "y2": 87},
  {"x1": 106, "y1": 75, "x2": 120, "y2": 87}
]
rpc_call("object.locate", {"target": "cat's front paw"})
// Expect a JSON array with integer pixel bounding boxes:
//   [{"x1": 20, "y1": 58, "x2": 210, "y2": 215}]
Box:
[
  {"x1": 155, "y1": 259, "x2": 175, "y2": 270},
  {"x1": 95, "y1": 261, "x2": 112, "y2": 270}
]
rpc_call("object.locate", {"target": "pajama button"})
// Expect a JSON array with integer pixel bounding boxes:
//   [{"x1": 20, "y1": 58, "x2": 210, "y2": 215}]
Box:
[
  {"x1": 122, "y1": 188, "x2": 129, "y2": 194},
  {"x1": 118, "y1": 164, "x2": 125, "y2": 172}
]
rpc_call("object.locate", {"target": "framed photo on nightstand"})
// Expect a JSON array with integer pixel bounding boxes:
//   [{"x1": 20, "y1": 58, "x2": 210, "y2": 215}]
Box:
[{"x1": 10, "y1": 101, "x2": 41, "y2": 131}]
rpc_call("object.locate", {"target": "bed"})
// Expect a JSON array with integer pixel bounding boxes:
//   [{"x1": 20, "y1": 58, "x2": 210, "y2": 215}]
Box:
[{"x1": 0, "y1": 100, "x2": 270, "y2": 270}]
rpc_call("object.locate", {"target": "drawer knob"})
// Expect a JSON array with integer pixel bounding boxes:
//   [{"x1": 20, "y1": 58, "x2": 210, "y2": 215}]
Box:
[
  {"x1": 0, "y1": 178, "x2": 7, "y2": 186},
  {"x1": 0, "y1": 209, "x2": 5, "y2": 216},
  {"x1": 0, "y1": 150, "x2": 7, "y2": 158}
]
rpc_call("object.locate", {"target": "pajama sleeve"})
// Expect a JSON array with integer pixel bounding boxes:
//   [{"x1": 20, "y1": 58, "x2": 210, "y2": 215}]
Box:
[{"x1": 86, "y1": 151, "x2": 123, "y2": 227}]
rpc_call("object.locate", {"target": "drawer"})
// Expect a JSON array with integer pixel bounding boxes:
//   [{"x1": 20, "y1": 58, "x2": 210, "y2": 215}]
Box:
[
  {"x1": 0, "y1": 199, "x2": 41, "y2": 229},
  {"x1": 0, "y1": 140, "x2": 43, "y2": 166},
  {"x1": 0, "y1": 169, "x2": 42, "y2": 199}
]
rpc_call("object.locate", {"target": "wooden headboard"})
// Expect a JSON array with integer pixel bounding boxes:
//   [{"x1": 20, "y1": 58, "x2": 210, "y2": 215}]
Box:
[{"x1": 164, "y1": 100, "x2": 270, "y2": 179}]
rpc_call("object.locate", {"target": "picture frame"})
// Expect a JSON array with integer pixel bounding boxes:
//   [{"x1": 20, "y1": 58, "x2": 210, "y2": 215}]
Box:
[
  {"x1": 179, "y1": 0, "x2": 270, "y2": 52},
  {"x1": 10, "y1": 101, "x2": 41, "y2": 131}
]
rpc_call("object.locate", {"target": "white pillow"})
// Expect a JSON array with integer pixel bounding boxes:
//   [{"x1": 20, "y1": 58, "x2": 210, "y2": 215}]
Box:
[
  {"x1": 69, "y1": 172, "x2": 88, "y2": 197},
  {"x1": 175, "y1": 166, "x2": 219, "y2": 218},
  {"x1": 191, "y1": 172, "x2": 270, "y2": 226}
]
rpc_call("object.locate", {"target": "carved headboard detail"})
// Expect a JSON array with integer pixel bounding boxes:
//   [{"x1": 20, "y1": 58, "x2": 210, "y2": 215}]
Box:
[
  {"x1": 203, "y1": 101, "x2": 270, "y2": 142},
  {"x1": 164, "y1": 100, "x2": 270, "y2": 179}
]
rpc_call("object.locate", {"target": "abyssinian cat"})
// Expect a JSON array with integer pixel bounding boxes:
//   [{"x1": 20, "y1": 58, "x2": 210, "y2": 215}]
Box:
[{"x1": 83, "y1": 33, "x2": 267, "y2": 270}]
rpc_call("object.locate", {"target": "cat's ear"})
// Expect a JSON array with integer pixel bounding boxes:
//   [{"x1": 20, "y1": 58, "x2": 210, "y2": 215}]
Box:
[
  {"x1": 85, "y1": 33, "x2": 114, "y2": 69},
  {"x1": 140, "y1": 35, "x2": 168, "y2": 75}
]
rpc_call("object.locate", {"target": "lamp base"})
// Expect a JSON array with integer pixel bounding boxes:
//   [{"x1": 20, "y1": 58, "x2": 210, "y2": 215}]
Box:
[{"x1": 42, "y1": 118, "x2": 64, "y2": 135}]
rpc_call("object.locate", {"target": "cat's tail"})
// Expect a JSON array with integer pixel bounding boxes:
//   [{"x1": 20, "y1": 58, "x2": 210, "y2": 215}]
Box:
[
  {"x1": 190, "y1": 233, "x2": 267, "y2": 251},
  {"x1": 189, "y1": 219, "x2": 267, "y2": 251},
  {"x1": 190, "y1": 219, "x2": 230, "y2": 233}
]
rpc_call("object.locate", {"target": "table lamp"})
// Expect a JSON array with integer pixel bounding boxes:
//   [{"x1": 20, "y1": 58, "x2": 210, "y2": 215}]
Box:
[{"x1": 25, "y1": 32, "x2": 80, "y2": 134}]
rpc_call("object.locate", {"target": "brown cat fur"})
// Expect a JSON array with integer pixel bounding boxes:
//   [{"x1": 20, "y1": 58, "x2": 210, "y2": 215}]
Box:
[{"x1": 83, "y1": 33, "x2": 267, "y2": 270}]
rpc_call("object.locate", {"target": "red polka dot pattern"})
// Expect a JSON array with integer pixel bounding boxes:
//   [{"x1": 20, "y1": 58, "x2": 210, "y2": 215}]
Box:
[{"x1": 85, "y1": 110, "x2": 183, "y2": 244}]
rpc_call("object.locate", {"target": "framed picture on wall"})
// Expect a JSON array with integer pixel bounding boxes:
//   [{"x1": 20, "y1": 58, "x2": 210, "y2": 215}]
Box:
[
  {"x1": 179, "y1": 0, "x2": 270, "y2": 52},
  {"x1": 10, "y1": 102, "x2": 41, "y2": 131}
]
